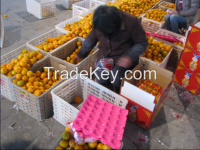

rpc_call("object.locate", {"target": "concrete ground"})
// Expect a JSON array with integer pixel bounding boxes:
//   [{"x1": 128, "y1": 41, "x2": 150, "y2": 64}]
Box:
[{"x1": 1, "y1": 0, "x2": 200, "y2": 149}]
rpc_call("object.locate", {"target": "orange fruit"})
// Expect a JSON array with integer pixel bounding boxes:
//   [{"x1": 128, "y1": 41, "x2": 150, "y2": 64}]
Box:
[
  {"x1": 35, "y1": 71, "x2": 41, "y2": 77},
  {"x1": 1, "y1": 68, "x2": 8, "y2": 75},
  {"x1": 6, "y1": 63, "x2": 14, "y2": 71},
  {"x1": 20, "y1": 60, "x2": 27, "y2": 67},
  {"x1": 153, "y1": 50, "x2": 158, "y2": 56},
  {"x1": 166, "y1": 45, "x2": 172, "y2": 52},
  {"x1": 14, "y1": 66, "x2": 22, "y2": 74},
  {"x1": 33, "y1": 81, "x2": 40, "y2": 87},
  {"x1": 48, "y1": 80, "x2": 53, "y2": 85},
  {"x1": 88, "y1": 141, "x2": 97, "y2": 149},
  {"x1": 44, "y1": 84, "x2": 50, "y2": 89},
  {"x1": 12, "y1": 79, "x2": 18, "y2": 84},
  {"x1": 43, "y1": 78, "x2": 49, "y2": 83},
  {"x1": 39, "y1": 87, "x2": 44, "y2": 91},
  {"x1": 28, "y1": 77, "x2": 36, "y2": 83},
  {"x1": 26, "y1": 64, "x2": 30, "y2": 69},
  {"x1": 34, "y1": 90, "x2": 42, "y2": 96},
  {"x1": 162, "y1": 51, "x2": 168, "y2": 57},
  {"x1": 74, "y1": 145, "x2": 83, "y2": 150},
  {"x1": 102, "y1": 144, "x2": 112, "y2": 150},
  {"x1": 26, "y1": 82, "x2": 32, "y2": 87},
  {"x1": 27, "y1": 86, "x2": 36, "y2": 93},
  {"x1": 21, "y1": 57, "x2": 29, "y2": 63},
  {"x1": 36, "y1": 53, "x2": 43, "y2": 59},
  {"x1": 22, "y1": 86, "x2": 27, "y2": 90},
  {"x1": 2, "y1": 64, "x2": 7, "y2": 68},
  {"x1": 22, "y1": 75, "x2": 28, "y2": 82},
  {"x1": 52, "y1": 76, "x2": 56, "y2": 81},
  {"x1": 59, "y1": 140, "x2": 69, "y2": 148},
  {"x1": 16, "y1": 74, "x2": 22, "y2": 80},
  {"x1": 77, "y1": 41, "x2": 82, "y2": 46},
  {"x1": 27, "y1": 71, "x2": 34, "y2": 77},
  {"x1": 69, "y1": 139, "x2": 76, "y2": 148},
  {"x1": 74, "y1": 96, "x2": 81, "y2": 103},
  {"x1": 21, "y1": 68, "x2": 28, "y2": 76},
  {"x1": 41, "y1": 72, "x2": 47, "y2": 79},
  {"x1": 97, "y1": 143, "x2": 104, "y2": 150},
  {"x1": 83, "y1": 144, "x2": 89, "y2": 150},
  {"x1": 17, "y1": 80, "x2": 25, "y2": 87},
  {"x1": 55, "y1": 146, "x2": 63, "y2": 150},
  {"x1": 49, "y1": 71, "x2": 53, "y2": 77}
]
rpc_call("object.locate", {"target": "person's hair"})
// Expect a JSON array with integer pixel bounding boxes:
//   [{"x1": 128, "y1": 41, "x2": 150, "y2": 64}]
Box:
[{"x1": 93, "y1": 6, "x2": 122, "y2": 34}]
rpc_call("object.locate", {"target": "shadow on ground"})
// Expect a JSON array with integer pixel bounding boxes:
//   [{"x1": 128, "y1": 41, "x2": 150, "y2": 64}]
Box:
[{"x1": 1, "y1": 140, "x2": 40, "y2": 149}]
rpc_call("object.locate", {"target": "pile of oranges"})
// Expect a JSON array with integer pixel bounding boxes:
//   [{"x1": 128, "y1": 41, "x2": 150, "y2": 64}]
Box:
[
  {"x1": 165, "y1": 3, "x2": 175, "y2": 9},
  {"x1": 12, "y1": 68, "x2": 61, "y2": 96},
  {"x1": 63, "y1": 13, "x2": 93, "y2": 39},
  {"x1": 35, "y1": 32, "x2": 76, "y2": 52},
  {"x1": 141, "y1": 37, "x2": 172, "y2": 63},
  {"x1": 173, "y1": 42, "x2": 185, "y2": 47},
  {"x1": 144, "y1": 9, "x2": 167, "y2": 22},
  {"x1": 55, "y1": 124, "x2": 112, "y2": 150},
  {"x1": 107, "y1": 0, "x2": 160, "y2": 17},
  {"x1": 65, "y1": 41, "x2": 93, "y2": 64},
  {"x1": 0, "y1": 49, "x2": 44, "y2": 77}
]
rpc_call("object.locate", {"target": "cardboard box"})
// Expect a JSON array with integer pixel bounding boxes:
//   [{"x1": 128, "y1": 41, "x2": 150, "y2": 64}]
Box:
[
  {"x1": 174, "y1": 64, "x2": 200, "y2": 95},
  {"x1": 120, "y1": 61, "x2": 174, "y2": 130},
  {"x1": 179, "y1": 46, "x2": 200, "y2": 76},
  {"x1": 186, "y1": 22, "x2": 200, "y2": 52}
]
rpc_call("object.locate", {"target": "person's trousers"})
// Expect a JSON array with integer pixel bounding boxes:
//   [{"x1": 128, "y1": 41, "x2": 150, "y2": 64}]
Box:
[
  {"x1": 165, "y1": 14, "x2": 187, "y2": 33},
  {"x1": 95, "y1": 65, "x2": 133, "y2": 94}
]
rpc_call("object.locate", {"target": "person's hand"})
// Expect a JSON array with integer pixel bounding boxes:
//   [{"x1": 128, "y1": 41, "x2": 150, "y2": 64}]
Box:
[
  {"x1": 73, "y1": 54, "x2": 81, "y2": 64},
  {"x1": 167, "y1": 9, "x2": 177, "y2": 15},
  {"x1": 116, "y1": 56, "x2": 133, "y2": 68},
  {"x1": 171, "y1": 10, "x2": 177, "y2": 15}
]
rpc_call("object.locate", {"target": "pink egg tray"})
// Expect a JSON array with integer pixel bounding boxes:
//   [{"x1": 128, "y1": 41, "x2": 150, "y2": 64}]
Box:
[
  {"x1": 73, "y1": 94, "x2": 128, "y2": 149},
  {"x1": 146, "y1": 31, "x2": 183, "y2": 43}
]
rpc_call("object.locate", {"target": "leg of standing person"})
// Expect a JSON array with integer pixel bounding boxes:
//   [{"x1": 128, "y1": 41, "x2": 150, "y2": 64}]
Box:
[
  {"x1": 165, "y1": 14, "x2": 171, "y2": 31},
  {"x1": 170, "y1": 14, "x2": 187, "y2": 33},
  {"x1": 109, "y1": 65, "x2": 133, "y2": 94}
]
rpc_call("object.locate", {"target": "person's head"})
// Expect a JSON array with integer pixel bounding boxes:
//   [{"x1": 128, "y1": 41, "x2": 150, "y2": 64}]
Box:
[{"x1": 93, "y1": 6, "x2": 122, "y2": 35}]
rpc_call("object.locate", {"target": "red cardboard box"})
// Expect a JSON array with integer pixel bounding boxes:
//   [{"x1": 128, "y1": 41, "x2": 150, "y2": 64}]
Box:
[
  {"x1": 186, "y1": 22, "x2": 200, "y2": 52},
  {"x1": 120, "y1": 61, "x2": 173, "y2": 130},
  {"x1": 174, "y1": 64, "x2": 200, "y2": 95},
  {"x1": 179, "y1": 46, "x2": 200, "y2": 76}
]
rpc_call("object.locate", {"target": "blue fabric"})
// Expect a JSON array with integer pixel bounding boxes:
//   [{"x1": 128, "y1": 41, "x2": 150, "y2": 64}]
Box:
[{"x1": 165, "y1": 14, "x2": 187, "y2": 33}]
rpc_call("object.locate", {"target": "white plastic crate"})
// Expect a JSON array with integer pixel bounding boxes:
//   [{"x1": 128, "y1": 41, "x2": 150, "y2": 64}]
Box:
[
  {"x1": 0, "y1": 45, "x2": 47, "y2": 102},
  {"x1": 62, "y1": 0, "x2": 82, "y2": 9},
  {"x1": 51, "y1": 74, "x2": 128, "y2": 126},
  {"x1": 79, "y1": 7, "x2": 94, "y2": 17},
  {"x1": 26, "y1": 29, "x2": 73, "y2": 54},
  {"x1": 154, "y1": 29, "x2": 185, "y2": 67},
  {"x1": 11, "y1": 56, "x2": 64, "y2": 121},
  {"x1": 142, "y1": 15, "x2": 165, "y2": 33},
  {"x1": 1, "y1": 16, "x2": 4, "y2": 48},
  {"x1": 139, "y1": 39, "x2": 173, "y2": 68},
  {"x1": 55, "y1": 16, "x2": 83, "y2": 34},
  {"x1": 72, "y1": 0, "x2": 105, "y2": 17},
  {"x1": 26, "y1": 0, "x2": 56, "y2": 19},
  {"x1": 50, "y1": 37, "x2": 99, "y2": 76},
  {"x1": 159, "y1": 1, "x2": 175, "y2": 11}
]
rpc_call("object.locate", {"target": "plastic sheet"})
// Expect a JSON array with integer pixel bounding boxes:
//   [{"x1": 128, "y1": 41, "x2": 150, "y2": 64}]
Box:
[
  {"x1": 134, "y1": 131, "x2": 149, "y2": 146},
  {"x1": 67, "y1": 121, "x2": 97, "y2": 145},
  {"x1": 169, "y1": 108, "x2": 190, "y2": 123},
  {"x1": 179, "y1": 91, "x2": 199, "y2": 104},
  {"x1": 155, "y1": 137, "x2": 167, "y2": 148}
]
